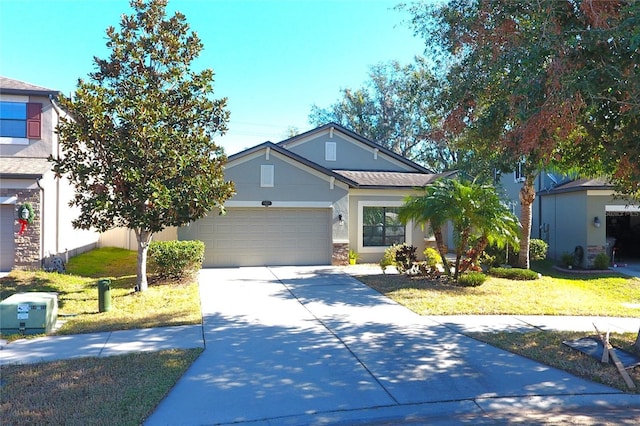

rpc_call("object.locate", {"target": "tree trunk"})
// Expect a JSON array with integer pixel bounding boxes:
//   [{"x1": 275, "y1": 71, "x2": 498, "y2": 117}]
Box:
[
  {"x1": 135, "y1": 229, "x2": 153, "y2": 292},
  {"x1": 460, "y1": 234, "x2": 489, "y2": 273},
  {"x1": 433, "y1": 228, "x2": 451, "y2": 276},
  {"x1": 454, "y1": 227, "x2": 470, "y2": 280},
  {"x1": 518, "y1": 177, "x2": 536, "y2": 269}
]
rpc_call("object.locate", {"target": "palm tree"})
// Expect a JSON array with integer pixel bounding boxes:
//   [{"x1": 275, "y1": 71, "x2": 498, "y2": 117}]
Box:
[{"x1": 399, "y1": 179, "x2": 520, "y2": 280}]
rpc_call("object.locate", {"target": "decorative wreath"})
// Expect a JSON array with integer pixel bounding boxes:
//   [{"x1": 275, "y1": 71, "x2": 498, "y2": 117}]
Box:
[{"x1": 17, "y1": 202, "x2": 35, "y2": 235}]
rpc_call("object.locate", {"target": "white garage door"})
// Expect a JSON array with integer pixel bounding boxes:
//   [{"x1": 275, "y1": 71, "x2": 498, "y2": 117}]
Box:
[
  {"x1": 1, "y1": 205, "x2": 16, "y2": 271},
  {"x1": 196, "y1": 208, "x2": 332, "y2": 267}
]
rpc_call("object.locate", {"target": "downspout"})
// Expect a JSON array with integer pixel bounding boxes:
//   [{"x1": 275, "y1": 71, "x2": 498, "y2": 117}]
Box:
[
  {"x1": 49, "y1": 95, "x2": 63, "y2": 256},
  {"x1": 36, "y1": 177, "x2": 44, "y2": 265}
]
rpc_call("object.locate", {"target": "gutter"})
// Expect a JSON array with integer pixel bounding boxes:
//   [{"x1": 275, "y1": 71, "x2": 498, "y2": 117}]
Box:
[{"x1": 36, "y1": 177, "x2": 45, "y2": 264}]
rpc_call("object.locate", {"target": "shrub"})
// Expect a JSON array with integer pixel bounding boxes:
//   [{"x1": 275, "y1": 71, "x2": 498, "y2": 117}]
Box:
[
  {"x1": 593, "y1": 252, "x2": 610, "y2": 270},
  {"x1": 148, "y1": 240, "x2": 205, "y2": 280},
  {"x1": 488, "y1": 267, "x2": 539, "y2": 280},
  {"x1": 423, "y1": 248, "x2": 442, "y2": 269},
  {"x1": 529, "y1": 239, "x2": 548, "y2": 261},
  {"x1": 395, "y1": 244, "x2": 417, "y2": 273},
  {"x1": 561, "y1": 252, "x2": 575, "y2": 268},
  {"x1": 457, "y1": 272, "x2": 487, "y2": 287},
  {"x1": 482, "y1": 242, "x2": 519, "y2": 267},
  {"x1": 380, "y1": 244, "x2": 399, "y2": 272}
]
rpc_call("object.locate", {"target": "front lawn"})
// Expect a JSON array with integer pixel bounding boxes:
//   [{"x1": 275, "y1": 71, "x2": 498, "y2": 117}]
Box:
[
  {"x1": 354, "y1": 261, "x2": 640, "y2": 317},
  {"x1": 353, "y1": 260, "x2": 640, "y2": 392},
  {"x1": 0, "y1": 348, "x2": 202, "y2": 425},
  {"x1": 0, "y1": 247, "x2": 201, "y2": 336}
]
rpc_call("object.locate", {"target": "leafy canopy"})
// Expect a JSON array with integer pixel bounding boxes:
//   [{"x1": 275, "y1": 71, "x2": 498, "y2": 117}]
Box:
[{"x1": 53, "y1": 0, "x2": 235, "y2": 235}]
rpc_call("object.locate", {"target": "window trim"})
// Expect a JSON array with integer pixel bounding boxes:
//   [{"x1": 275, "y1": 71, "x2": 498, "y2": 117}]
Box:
[
  {"x1": 514, "y1": 160, "x2": 526, "y2": 183},
  {"x1": 260, "y1": 164, "x2": 274, "y2": 187},
  {"x1": 325, "y1": 141, "x2": 336, "y2": 161},
  {"x1": 357, "y1": 201, "x2": 412, "y2": 254},
  {"x1": 0, "y1": 101, "x2": 41, "y2": 142}
]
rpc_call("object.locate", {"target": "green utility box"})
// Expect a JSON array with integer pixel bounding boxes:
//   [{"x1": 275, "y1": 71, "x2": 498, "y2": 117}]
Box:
[{"x1": 0, "y1": 292, "x2": 58, "y2": 335}]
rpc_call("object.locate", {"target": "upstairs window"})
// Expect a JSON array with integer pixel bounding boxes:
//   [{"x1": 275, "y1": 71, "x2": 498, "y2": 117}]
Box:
[
  {"x1": 362, "y1": 206, "x2": 405, "y2": 247},
  {"x1": 260, "y1": 165, "x2": 274, "y2": 187},
  {"x1": 514, "y1": 160, "x2": 526, "y2": 183},
  {"x1": 0, "y1": 102, "x2": 41, "y2": 139},
  {"x1": 325, "y1": 141, "x2": 336, "y2": 161}
]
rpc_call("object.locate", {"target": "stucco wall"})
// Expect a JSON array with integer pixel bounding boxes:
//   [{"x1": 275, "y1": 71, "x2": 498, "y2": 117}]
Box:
[
  {"x1": 348, "y1": 189, "x2": 429, "y2": 264},
  {"x1": 543, "y1": 191, "x2": 587, "y2": 264},
  {"x1": 284, "y1": 132, "x2": 413, "y2": 172}
]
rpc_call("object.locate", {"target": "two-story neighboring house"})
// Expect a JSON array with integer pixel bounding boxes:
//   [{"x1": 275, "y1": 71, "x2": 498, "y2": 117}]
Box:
[
  {"x1": 179, "y1": 123, "x2": 455, "y2": 267},
  {"x1": 0, "y1": 76, "x2": 99, "y2": 271},
  {"x1": 498, "y1": 164, "x2": 640, "y2": 268}
]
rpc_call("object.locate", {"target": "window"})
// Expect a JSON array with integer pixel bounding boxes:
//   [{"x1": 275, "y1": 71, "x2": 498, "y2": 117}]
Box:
[
  {"x1": 362, "y1": 206, "x2": 405, "y2": 246},
  {"x1": 260, "y1": 164, "x2": 274, "y2": 187},
  {"x1": 0, "y1": 102, "x2": 41, "y2": 139},
  {"x1": 514, "y1": 160, "x2": 525, "y2": 183},
  {"x1": 325, "y1": 141, "x2": 336, "y2": 161}
]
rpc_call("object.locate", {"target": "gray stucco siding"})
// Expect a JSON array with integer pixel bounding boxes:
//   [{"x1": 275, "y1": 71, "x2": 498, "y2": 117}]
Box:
[
  {"x1": 348, "y1": 191, "x2": 428, "y2": 264},
  {"x1": 225, "y1": 151, "x2": 349, "y2": 203},
  {"x1": 285, "y1": 133, "x2": 414, "y2": 172}
]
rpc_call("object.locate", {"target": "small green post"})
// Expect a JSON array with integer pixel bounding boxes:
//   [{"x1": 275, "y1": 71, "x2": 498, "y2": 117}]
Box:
[{"x1": 98, "y1": 279, "x2": 111, "y2": 312}]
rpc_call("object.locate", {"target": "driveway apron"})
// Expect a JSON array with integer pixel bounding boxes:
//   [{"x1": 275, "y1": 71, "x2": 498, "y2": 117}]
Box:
[{"x1": 146, "y1": 266, "x2": 621, "y2": 425}]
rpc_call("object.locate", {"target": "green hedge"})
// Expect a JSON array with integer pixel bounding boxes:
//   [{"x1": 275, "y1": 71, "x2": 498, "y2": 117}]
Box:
[
  {"x1": 457, "y1": 272, "x2": 487, "y2": 287},
  {"x1": 488, "y1": 267, "x2": 539, "y2": 280},
  {"x1": 148, "y1": 240, "x2": 205, "y2": 280}
]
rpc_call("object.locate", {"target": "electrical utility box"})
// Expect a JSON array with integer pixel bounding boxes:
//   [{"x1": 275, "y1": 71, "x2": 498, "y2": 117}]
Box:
[{"x1": 0, "y1": 292, "x2": 58, "y2": 335}]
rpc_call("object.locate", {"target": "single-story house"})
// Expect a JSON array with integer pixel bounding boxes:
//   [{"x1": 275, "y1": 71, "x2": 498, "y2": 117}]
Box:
[
  {"x1": 499, "y1": 167, "x2": 639, "y2": 268},
  {"x1": 179, "y1": 123, "x2": 455, "y2": 267},
  {"x1": 0, "y1": 76, "x2": 98, "y2": 271}
]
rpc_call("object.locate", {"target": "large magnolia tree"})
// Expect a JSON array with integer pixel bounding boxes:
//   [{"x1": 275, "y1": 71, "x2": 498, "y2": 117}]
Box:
[{"x1": 52, "y1": 0, "x2": 235, "y2": 291}]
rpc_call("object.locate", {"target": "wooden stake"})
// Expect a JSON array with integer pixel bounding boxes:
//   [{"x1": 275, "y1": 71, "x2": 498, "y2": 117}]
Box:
[{"x1": 593, "y1": 323, "x2": 636, "y2": 390}]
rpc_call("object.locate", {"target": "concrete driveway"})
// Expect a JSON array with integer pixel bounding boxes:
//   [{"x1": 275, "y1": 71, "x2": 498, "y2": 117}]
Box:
[{"x1": 145, "y1": 266, "x2": 637, "y2": 425}]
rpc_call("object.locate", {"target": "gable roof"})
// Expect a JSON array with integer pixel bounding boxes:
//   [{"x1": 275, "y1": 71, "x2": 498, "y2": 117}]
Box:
[
  {"x1": 227, "y1": 141, "x2": 359, "y2": 187},
  {"x1": 227, "y1": 137, "x2": 455, "y2": 189},
  {"x1": 0, "y1": 76, "x2": 59, "y2": 97},
  {"x1": 277, "y1": 122, "x2": 434, "y2": 174},
  {"x1": 541, "y1": 177, "x2": 612, "y2": 195}
]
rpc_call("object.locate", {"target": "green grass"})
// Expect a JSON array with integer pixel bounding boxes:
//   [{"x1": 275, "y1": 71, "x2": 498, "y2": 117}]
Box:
[
  {"x1": 0, "y1": 348, "x2": 202, "y2": 425},
  {"x1": 0, "y1": 247, "x2": 202, "y2": 337},
  {"x1": 355, "y1": 261, "x2": 640, "y2": 316},
  {"x1": 353, "y1": 260, "x2": 640, "y2": 392},
  {"x1": 469, "y1": 331, "x2": 640, "y2": 393},
  {"x1": 0, "y1": 247, "x2": 204, "y2": 425}
]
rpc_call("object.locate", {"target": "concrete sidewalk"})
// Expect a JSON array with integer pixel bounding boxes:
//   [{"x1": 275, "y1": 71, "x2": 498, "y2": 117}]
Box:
[
  {"x1": 144, "y1": 266, "x2": 639, "y2": 425},
  {"x1": 0, "y1": 324, "x2": 204, "y2": 365},
  {"x1": 2, "y1": 266, "x2": 639, "y2": 425}
]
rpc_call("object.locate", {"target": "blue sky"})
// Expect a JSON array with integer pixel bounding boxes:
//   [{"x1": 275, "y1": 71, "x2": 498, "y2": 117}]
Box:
[{"x1": 0, "y1": 0, "x2": 426, "y2": 154}]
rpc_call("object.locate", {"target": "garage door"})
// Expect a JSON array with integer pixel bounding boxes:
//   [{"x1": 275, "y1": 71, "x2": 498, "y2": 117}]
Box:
[
  {"x1": 196, "y1": 208, "x2": 332, "y2": 267},
  {"x1": 0, "y1": 205, "x2": 16, "y2": 271}
]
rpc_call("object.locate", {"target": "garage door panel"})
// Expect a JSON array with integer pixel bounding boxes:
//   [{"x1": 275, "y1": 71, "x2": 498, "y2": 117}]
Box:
[{"x1": 196, "y1": 208, "x2": 331, "y2": 267}]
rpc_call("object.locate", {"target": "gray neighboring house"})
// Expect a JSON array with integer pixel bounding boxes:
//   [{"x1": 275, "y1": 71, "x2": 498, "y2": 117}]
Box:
[
  {"x1": 0, "y1": 76, "x2": 98, "y2": 271},
  {"x1": 179, "y1": 123, "x2": 455, "y2": 267},
  {"x1": 499, "y1": 166, "x2": 640, "y2": 268}
]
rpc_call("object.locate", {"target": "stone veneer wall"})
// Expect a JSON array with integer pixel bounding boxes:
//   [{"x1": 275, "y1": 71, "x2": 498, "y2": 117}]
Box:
[
  {"x1": 332, "y1": 242, "x2": 349, "y2": 266},
  {"x1": 12, "y1": 189, "x2": 41, "y2": 270},
  {"x1": 586, "y1": 245, "x2": 606, "y2": 269}
]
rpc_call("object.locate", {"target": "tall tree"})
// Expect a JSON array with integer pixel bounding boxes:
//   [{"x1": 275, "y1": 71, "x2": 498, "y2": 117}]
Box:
[
  {"x1": 52, "y1": 0, "x2": 234, "y2": 291},
  {"x1": 310, "y1": 58, "x2": 466, "y2": 173},
  {"x1": 405, "y1": 0, "x2": 587, "y2": 268}
]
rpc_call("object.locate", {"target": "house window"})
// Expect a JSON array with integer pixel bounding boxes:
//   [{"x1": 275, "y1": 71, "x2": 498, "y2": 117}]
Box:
[
  {"x1": 362, "y1": 206, "x2": 405, "y2": 246},
  {"x1": 260, "y1": 164, "x2": 274, "y2": 187},
  {"x1": 514, "y1": 160, "x2": 525, "y2": 183},
  {"x1": 0, "y1": 102, "x2": 41, "y2": 139},
  {"x1": 325, "y1": 141, "x2": 336, "y2": 161}
]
